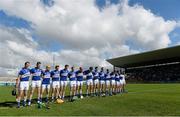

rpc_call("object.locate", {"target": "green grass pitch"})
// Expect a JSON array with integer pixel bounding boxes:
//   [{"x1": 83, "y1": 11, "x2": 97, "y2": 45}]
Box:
[{"x1": 0, "y1": 84, "x2": 180, "y2": 116}]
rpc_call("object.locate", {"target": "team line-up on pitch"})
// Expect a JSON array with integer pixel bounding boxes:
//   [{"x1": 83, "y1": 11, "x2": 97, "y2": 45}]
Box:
[{"x1": 13, "y1": 61, "x2": 126, "y2": 108}]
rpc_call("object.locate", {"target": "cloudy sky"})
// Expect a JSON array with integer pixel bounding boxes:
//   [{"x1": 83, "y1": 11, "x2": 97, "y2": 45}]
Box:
[{"x1": 0, "y1": 0, "x2": 180, "y2": 76}]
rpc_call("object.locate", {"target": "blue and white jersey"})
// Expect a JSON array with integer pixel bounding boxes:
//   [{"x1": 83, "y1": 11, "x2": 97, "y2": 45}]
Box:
[
  {"x1": 42, "y1": 70, "x2": 51, "y2": 84},
  {"x1": 115, "y1": 74, "x2": 120, "y2": 81},
  {"x1": 99, "y1": 71, "x2": 105, "y2": 80},
  {"x1": 18, "y1": 68, "x2": 31, "y2": 81},
  {"x1": 93, "y1": 70, "x2": 99, "y2": 80},
  {"x1": 119, "y1": 75, "x2": 123, "y2": 80},
  {"x1": 105, "y1": 72, "x2": 111, "y2": 81},
  {"x1": 68, "y1": 71, "x2": 76, "y2": 81},
  {"x1": 51, "y1": 70, "x2": 60, "y2": 81},
  {"x1": 30, "y1": 68, "x2": 42, "y2": 81},
  {"x1": 76, "y1": 70, "x2": 84, "y2": 81},
  {"x1": 60, "y1": 69, "x2": 69, "y2": 81},
  {"x1": 120, "y1": 74, "x2": 125, "y2": 81},
  {"x1": 110, "y1": 72, "x2": 116, "y2": 80},
  {"x1": 84, "y1": 70, "x2": 93, "y2": 80}
]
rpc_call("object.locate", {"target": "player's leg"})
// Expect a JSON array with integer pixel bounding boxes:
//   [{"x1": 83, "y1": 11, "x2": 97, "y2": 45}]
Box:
[
  {"x1": 90, "y1": 80, "x2": 93, "y2": 96},
  {"x1": 40, "y1": 85, "x2": 45, "y2": 103},
  {"x1": 63, "y1": 81, "x2": 67, "y2": 99},
  {"x1": 22, "y1": 82, "x2": 29, "y2": 107},
  {"x1": 79, "y1": 82, "x2": 83, "y2": 98},
  {"x1": 17, "y1": 90, "x2": 23, "y2": 108},
  {"x1": 45, "y1": 85, "x2": 50, "y2": 103},
  {"x1": 69, "y1": 82, "x2": 73, "y2": 101},
  {"x1": 86, "y1": 81, "x2": 89, "y2": 97},
  {"x1": 95, "y1": 82, "x2": 99, "y2": 96},
  {"x1": 51, "y1": 82, "x2": 56, "y2": 102},
  {"x1": 28, "y1": 82, "x2": 35, "y2": 106},
  {"x1": 37, "y1": 81, "x2": 41, "y2": 104}
]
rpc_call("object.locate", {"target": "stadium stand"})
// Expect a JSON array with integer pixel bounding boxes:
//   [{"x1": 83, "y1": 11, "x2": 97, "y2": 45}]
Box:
[{"x1": 107, "y1": 45, "x2": 180, "y2": 83}]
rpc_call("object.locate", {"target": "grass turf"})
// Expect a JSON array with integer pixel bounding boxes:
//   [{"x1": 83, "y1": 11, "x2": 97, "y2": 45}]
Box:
[{"x1": 0, "y1": 84, "x2": 180, "y2": 116}]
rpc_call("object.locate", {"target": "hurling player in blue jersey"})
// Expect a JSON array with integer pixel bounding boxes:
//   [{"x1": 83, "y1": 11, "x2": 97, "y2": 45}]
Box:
[
  {"x1": 76, "y1": 67, "x2": 84, "y2": 99},
  {"x1": 99, "y1": 67, "x2": 105, "y2": 96},
  {"x1": 93, "y1": 67, "x2": 99, "y2": 96},
  {"x1": 28, "y1": 62, "x2": 42, "y2": 106},
  {"x1": 40, "y1": 65, "x2": 51, "y2": 104},
  {"x1": 105, "y1": 69, "x2": 111, "y2": 96},
  {"x1": 51, "y1": 65, "x2": 60, "y2": 102},
  {"x1": 120, "y1": 71, "x2": 126, "y2": 93},
  {"x1": 84, "y1": 67, "x2": 93, "y2": 97},
  {"x1": 60, "y1": 65, "x2": 69, "y2": 100},
  {"x1": 68, "y1": 66, "x2": 77, "y2": 101},
  {"x1": 16, "y1": 61, "x2": 31, "y2": 108},
  {"x1": 110, "y1": 71, "x2": 116, "y2": 96},
  {"x1": 115, "y1": 71, "x2": 120, "y2": 94}
]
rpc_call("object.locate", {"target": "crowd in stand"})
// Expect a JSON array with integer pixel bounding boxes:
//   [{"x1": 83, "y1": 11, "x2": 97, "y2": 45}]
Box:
[{"x1": 126, "y1": 63, "x2": 180, "y2": 83}]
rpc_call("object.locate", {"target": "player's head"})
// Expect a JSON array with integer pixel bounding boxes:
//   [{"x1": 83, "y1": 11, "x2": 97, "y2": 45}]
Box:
[
  {"x1": 36, "y1": 62, "x2": 41, "y2": 68},
  {"x1": 89, "y1": 67, "x2": 93, "y2": 71},
  {"x1": 95, "y1": 66, "x2": 98, "y2": 70},
  {"x1": 71, "y1": 66, "x2": 74, "y2": 71},
  {"x1": 46, "y1": 65, "x2": 51, "y2": 71},
  {"x1": 24, "y1": 61, "x2": 30, "y2": 68},
  {"x1": 101, "y1": 67, "x2": 104, "y2": 71},
  {"x1": 79, "y1": 67, "x2": 83, "y2": 72},
  {"x1": 65, "y1": 64, "x2": 69, "y2": 70},
  {"x1": 106, "y1": 69, "x2": 109, "y2": 72},
  {"x1": 55, "y1": 65, "x2": 59, "y2": 70}
]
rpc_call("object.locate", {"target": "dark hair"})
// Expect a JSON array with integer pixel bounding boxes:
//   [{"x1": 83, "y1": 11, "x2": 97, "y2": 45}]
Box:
[
  {"x1": 65, "y1": 64, "x2": 69, "y2": 68},
  {"x1": 24, "y1": 61, "x2": 30, "y2": 66},
  {"x1": 55, "y1": 65, "x2": 59, "y2": 69},
  {"x1": 89, "y1": 67, "x2": 93, "y2": 70},
  {"x1": 95, "y1": 66, "x2": 98, "y2": 69},
  {"x1": 36, "y1": 62, "x2": 41, "y2": 65}
]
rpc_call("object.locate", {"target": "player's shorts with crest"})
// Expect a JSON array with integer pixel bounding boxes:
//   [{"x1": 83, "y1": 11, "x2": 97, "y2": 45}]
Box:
[
  {"x1": 93, "y1": 79, "x2": 99, "y2": 85},
  {"x1": 77, "y1": 81, "x2": 83, "y2": 86},
  {"x1": 105, "y1": 80, "x2": 110, "y2": 86},
  {"x1": 70, "y1": 81, "x2": 76, "y2": 87},
  {"x1": 60, "y1": 81, "x2": 67, "y2": 87},
  {"x1": 100, "y1": 80, "x2": 105, "y2": 85},
  {"x1": 111, "y1": 80, "x2": 116, "y2": 85},
  {"x1": 31, "y1": 80, "x2": 41, "y2": 88},
  {"x1": 19, "y1": 81, "x2": 29, "y2": 90},
  {"x1": 42, "y1": 84, "x2": 50, "y2": 90},
  {"x1": 116, "y1": 81, "x2": 120, "y2": 86},
  {"x1": 52, "y1": 81, "x2": 60, "y2": 88},
  {"x1": 86, "y1": 79, "x2": 93, "y2": 86}
]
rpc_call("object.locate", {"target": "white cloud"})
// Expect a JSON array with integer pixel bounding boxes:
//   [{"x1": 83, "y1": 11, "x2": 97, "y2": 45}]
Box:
[{"x1": 0, "y1": 0, "x2": 179, "y2": 76}]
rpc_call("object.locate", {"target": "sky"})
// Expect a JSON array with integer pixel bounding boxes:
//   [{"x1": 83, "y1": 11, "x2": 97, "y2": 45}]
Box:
[{"x1": 0, "y1": 0, "x2": 180, "y2": 76}]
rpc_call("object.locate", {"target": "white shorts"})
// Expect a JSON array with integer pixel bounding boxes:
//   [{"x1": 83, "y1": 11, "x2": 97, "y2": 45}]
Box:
[
  {"x1": 19, "y1": 81, "x2": 29, "y2": 90},
  {"x1": 42, "y1": 84, "x2": 50, "y2": 90},
  {"x1": 111, "y1": 80, "x2": 116, "y2": 85},
  {"x1": 52, "y1": 81, "x2": 60, "y2": 88},
  {"x1": 100, "y1": 80, "x2": 105, "y2": 85},
  {"x1": 60, "y1": 81, "x2": 67, "y2": 87},
  {"x1": 77, "y1": 81, "x2": 83, "y2": 87},
  {"x1": 116, "y1": 81, "x2": 120, "y2": 86},
  {"x1": 70, "y1": 81, "x2": 76, "y2": 87},
  {"x1": 31, "y1": 80, "x2": 41, "y2": 88},
  {"x1": 86, "y1": 79, "x2": 93, "y2": 86},
  {"x1": 93, "y1": 79, "x2": 99, "y2": 85},
  {"x1": 122, "y1": 80, "x2": 126, "y2": 84},
  {"x1": 120, "y1": 80, "x2": 124, "y2": 85},
  {"x1": 105, "y1": 80, "x2": 110, "y2": 86}
]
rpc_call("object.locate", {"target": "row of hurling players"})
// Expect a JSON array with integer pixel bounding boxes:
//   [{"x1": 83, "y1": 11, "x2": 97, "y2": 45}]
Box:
[{"x1": 15, "y1": 61, "x2": 126, "y2": 108}]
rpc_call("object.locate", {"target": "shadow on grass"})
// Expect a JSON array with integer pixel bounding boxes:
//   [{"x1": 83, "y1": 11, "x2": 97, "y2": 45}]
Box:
[{"x1": 0, "y1": 94, "x2": 89, "y2": 108}]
